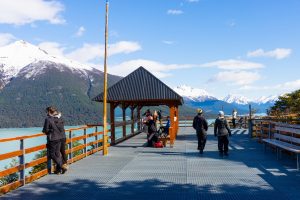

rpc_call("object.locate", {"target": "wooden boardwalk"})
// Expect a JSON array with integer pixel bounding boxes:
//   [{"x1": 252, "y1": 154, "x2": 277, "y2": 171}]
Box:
[{"x1": 3, "y1": 127, "x2": 300, "y2": 200}]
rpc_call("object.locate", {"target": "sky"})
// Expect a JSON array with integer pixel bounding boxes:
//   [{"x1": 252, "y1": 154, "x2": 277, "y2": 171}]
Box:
[{"x1": 0, "y1": 0, "x2": 299, "y2": 100}]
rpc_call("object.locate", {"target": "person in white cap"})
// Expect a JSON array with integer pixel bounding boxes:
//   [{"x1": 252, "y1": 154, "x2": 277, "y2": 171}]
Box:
[
  {"x1": 214, "y1": 111, "x2": 231, "y2": 156},
  {"x1": 192, "y1": 108, "x2": 208, "y2": 154}
]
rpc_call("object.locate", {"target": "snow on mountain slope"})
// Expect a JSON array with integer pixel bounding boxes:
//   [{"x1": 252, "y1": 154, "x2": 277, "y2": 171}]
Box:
[
  {"x1": 223, "y1": 94, "x2": 249, "y2": 105},
  {"x1": 253, "y1": 95, "x2": 278, "y2": 104},
  {"x1": 174, "y1": 85, "x2": 217, "y2": 102},
  {"x1": 0, "y1": 40, "x2": 95, "y2": 87}
]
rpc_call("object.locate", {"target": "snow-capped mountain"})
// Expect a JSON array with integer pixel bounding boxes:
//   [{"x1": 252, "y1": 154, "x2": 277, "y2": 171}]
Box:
[
  {"x1": 0, "y1": 40, "x2": 122, "y2": 128},
  {"x1": 0, "y1": 40, "x2": 94, "y2": 88},
  {"x1": 253, "y1": 95, "x2": 278, "y2": 104},
  {"x1": 173, "y1": 85, "x2": 217, "y2": 102},
  {"x1": 173, "y1": 85, "x2": 279, "y2": 114},
  {"x1": 222, "y1": 94, "x2": 249, "y2": 105}
]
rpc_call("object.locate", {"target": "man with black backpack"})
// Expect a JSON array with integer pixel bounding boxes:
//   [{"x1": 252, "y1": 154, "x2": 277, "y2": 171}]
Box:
[
  {"x1": 214, "y1": 111, "x2": 232, "y2": 157},
  {"x1": 193, "y1": 108, "x2": 208, "y2": 154}
]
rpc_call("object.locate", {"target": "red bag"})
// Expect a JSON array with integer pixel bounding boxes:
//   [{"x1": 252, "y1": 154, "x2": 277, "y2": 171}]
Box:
[{"x1": 154, "y1": 141, "x2": 163, "y2": 148}]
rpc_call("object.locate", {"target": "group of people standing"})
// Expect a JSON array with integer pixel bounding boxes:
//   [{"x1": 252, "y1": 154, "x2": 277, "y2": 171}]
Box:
[
  {"x1": 42, "y1": 106, "x2": 69, "y2": 174},
  {"x1": 193, "y1": 109, "x2": 231, "y2": 156}
]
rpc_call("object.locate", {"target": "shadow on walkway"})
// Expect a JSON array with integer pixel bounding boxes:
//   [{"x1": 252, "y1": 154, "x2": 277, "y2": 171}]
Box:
[{"x1": 2, "y1": 178, "x2": 291, "y2": 200}]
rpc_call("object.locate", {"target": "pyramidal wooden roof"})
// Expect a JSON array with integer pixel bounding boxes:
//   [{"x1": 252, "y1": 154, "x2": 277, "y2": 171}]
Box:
[{"x1": 93, "y1": 66, "x2": 183, "y2": 106}]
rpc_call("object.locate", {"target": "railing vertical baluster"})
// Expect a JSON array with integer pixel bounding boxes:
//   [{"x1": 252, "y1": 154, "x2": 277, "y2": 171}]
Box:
[
  {"x1": 95, "y1": 126, "x2": 98, "y2": 150},
  {"x1": 84, "y1": 128, "x2": 87, "y2": 157},
  {"x1": 19, "y1": 139, "x2": 25, "y2": 186},
  {"x1": 69, "y1": 130, "x2": 73, "y2": 163}
]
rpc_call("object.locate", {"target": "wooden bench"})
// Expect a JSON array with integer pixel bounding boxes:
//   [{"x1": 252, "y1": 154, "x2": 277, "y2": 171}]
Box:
[{"x1": 262, "y1": 122, "x2": 300, "y2": 169}]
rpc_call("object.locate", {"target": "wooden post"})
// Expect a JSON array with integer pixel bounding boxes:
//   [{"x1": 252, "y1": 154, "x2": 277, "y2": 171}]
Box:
[
  {"x1": 122, "y1": 104, "x2": 126, "y2": 138},
  {"x1": 131, "y1": 106, "x2": 135, "y2": 134},
  {"x1": 102, "y1": 0, "x2": 109, "y2": 156},
  {"x1": 169, "y1": 105, "x2": 175, "y2": 147},
  {"x1": 95, "y1": 126, "x2": 98, "y2": 149},
  {"x1": 84, "y1": 128, "x2": 87, "y2": 157},
  {"x1": 68, "y1": 130, "x2": 73, "y2": 162},
  {"x1": 176, "y1": 106, "x2": 179, "y2": 136},
  {"x1": 137, "y1": 106, "x2": 142, "y2": 131},
  {"x1": 110, "y1": 103, "x2": 116, "y2": 145},
  {"x1": 19, "y1": 139, "x2": 25, "y2": 185}
]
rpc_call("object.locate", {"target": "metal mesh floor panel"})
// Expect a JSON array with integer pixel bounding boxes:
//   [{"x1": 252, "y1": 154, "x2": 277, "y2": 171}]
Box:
[{"x1": 3, "y1": 127, "x2": 300, "y2": 200}]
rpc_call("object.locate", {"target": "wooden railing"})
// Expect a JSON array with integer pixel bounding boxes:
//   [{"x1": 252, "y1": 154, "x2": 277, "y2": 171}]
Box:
[{"x1": 0, "y1": 125, "x2": 109, "y2": 194}]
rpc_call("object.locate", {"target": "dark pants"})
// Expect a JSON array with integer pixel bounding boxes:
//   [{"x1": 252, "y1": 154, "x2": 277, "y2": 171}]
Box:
[
  {"x1": 60, "y1": 138, "x2": 67, "y2": 164},
  {"x1": 218, "y1": 135, "x2": 229, "y2": 153},
  {"x1": 232, "y1": 119, "x2": 236, "y2": 128},
  {"x1": 197, "y1": 132, "x2": 207, "y2": 151},
  {"x1": 47, "y1": 140, "x2": 63, "y2": 170}
]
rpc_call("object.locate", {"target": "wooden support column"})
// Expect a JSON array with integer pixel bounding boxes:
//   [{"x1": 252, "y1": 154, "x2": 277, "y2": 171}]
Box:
[
  {"x1": 122, "y1": 104, "x2": 126, "y2": 138},
  {"x1": 130, "y1": 106, "x2": 135, "y2": 134},
  {"x1": 169, "y1": 105, "x2": 175, "y2": 147},
  {"x1": 137, "y1": 106, "x2": 142, "y2": 131},
  {"x1": 175, "y1": 106, "x2": 179, "y2": 136},
  {"x1": 110, "y1": 103, "x2": 116, "y2": 145}
]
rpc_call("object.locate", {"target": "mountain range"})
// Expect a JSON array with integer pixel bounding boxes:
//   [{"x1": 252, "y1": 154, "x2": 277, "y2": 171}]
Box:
[
  {"x1": 0, "y1": 41, "x2": 197, "y2": 128},
  {"x1": 0, "y1": 41, "x2": 278, "y2": 127},
  {"x1": 0, "y1": 40, "x2": 123, "y2": 128},
  {"x1": 173, "y1": 85, "x2": 278, "y2": 115}
]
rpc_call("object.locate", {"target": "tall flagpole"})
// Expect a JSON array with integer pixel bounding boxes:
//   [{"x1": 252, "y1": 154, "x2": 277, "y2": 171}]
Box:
[{"x1": 102, "y1": 0, "x2": 109, "y2": 155}]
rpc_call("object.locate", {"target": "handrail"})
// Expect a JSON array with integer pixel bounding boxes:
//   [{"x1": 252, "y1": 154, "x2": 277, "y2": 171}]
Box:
[
  {"x1": 0, "y1": 126, "x2": 91, "y2": 143},
  {"x1": 0, "y1": 125, "x2": 108, "y2": 195},
  {"x1": 0, "y1": 133, "x2": 45, "y2": 143}
]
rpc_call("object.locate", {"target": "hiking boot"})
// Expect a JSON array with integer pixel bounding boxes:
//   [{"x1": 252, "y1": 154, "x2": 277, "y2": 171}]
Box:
[
  {"x1": 199, "y1": 150, "x2": 203, "y2": 154},
  {"x1": 61, "y1": 164, "x2": 69, "y2": 174},
  {"x1": 54, "y1": 169, "x2": 61, "y2": 175},
  {"x1": 219, "y1": 152, "x2": 223, "y2": 157},
  {"x1": 224, "y1": 152, "x2": 229, "y2": 156}
]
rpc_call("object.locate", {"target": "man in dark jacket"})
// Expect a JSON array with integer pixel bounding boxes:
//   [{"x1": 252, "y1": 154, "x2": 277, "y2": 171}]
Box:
[
  {"x1": 43, "y1": 107, "x2": 68, "y2": 174},
  {"x1": 193, "y1": 108, "x2": 208, "y2": 154},
  {"x1": 214, "y1": 111, "x2": 231, "y2": 157}
]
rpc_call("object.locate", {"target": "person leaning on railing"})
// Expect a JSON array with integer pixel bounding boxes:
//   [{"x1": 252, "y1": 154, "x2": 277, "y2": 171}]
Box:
[{"x1": 43, "y1": 106, "x2": 68, "y2": 174}]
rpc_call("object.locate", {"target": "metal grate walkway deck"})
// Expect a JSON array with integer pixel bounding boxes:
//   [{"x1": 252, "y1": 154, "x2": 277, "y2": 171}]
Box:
[{"x1": 3, "y1": 127, "x2": 300, "y2": 200}]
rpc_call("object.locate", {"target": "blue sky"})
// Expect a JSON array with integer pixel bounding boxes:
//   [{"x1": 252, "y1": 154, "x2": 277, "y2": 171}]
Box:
[{"x1": 0, "y1": 0, "x2": 299, "y2": 100}]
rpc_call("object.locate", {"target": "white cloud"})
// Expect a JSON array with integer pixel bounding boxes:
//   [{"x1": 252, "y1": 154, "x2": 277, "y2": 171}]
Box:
[
  {"x1": 66, "y1": 43, "x2": 102, "y2": 63},
  {"x1": 247, "y1": 48, "x2": 292, "y2": 59},
  {"x1": 162, "y1": 40, "x2": 175, "y2": 45},
  {"x1": 0, "y1": 0, "x2": 65, "y2": 25},
  {"x1": 109, "y1": 59, "x2": 198, "y2": 78},
  {"x1": 209, "y1": 71, "x2": 261, "y2": 85},
  {"x1": 187, "y1": 0, "x2": 199, "y2": 2},
  {"x1": 75, "y1": 26, "x2": 85, "y2": 37},
  {"x1": 0, "y1": 33, "x2": 16, "y2": 46},
  {"x1": 202, "y1": 59, "x2": 264, "y2": 70},
  {"x1": 167, "y1": 9, "x2": 184, "y2": 15},
  {"x1": 240, "y1": 79, "x2": 300, "y2": 91},
  {"x1": 38, "y1": 42, "x2": 65, "y2": 56},
  {"x1": 109, "y1": 41, "x2": 142, "y2": 55},
  {"x1": 66, "y1": 41, "x2": 141, "y2": 63}
]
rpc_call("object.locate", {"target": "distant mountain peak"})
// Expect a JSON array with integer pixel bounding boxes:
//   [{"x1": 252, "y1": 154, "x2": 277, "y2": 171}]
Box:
[
  {"x1": 174, "y1": 85, "x2": 217, "y2": 102},
  {"x1": 223, "y1": 94, "x2": 249, "y2": 105},
  {"x1": 0, "y1": 40, "x2": 96, "y2": 88},
  {"x1": 253, "y1": 95, "x2": 278, "y2": 104}
]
